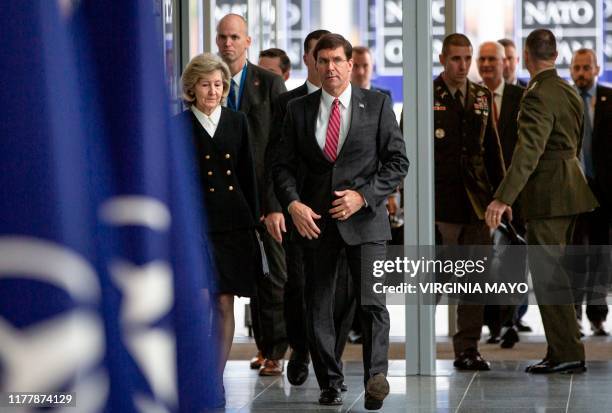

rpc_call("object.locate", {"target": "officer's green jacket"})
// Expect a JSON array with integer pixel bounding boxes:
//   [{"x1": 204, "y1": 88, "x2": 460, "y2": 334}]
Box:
[{"x1": 494, "y1": 68, "x2": 598, "y2": 219}]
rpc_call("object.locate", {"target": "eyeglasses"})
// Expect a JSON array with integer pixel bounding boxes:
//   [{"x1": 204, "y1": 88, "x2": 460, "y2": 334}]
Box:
[{"x1": 317, "y1": 57, "x2": 348, "y2": 67}]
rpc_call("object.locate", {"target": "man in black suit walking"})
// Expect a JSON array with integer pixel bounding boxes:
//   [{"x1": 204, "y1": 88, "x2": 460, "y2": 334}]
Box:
[
  {"x1": 273, "y1": 34, "x2": 408, "y2": 410},
  {"x1": 477, "y1": 40, "x2": 525, "y2": 348},
  {"x1": 264, "y1": 29, "x2": 337, "y2": 387},
  {"x1": 569, "y1": 48, "x2": 612, "y2": 336},
  {"x1": 216, "y1": 13, "x2": 289, "y2": 376}
]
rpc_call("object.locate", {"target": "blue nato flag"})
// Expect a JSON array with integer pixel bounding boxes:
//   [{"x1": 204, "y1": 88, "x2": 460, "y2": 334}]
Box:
[
  {"x1": 0, "y1": 1, "x2": 219, "y2": 412},
  {"x1": 69, "y1": 0, "x2": 219, "y2": 411},
  {"x1": 0, "y1": 1, "x2": 106, "y2": 410}
]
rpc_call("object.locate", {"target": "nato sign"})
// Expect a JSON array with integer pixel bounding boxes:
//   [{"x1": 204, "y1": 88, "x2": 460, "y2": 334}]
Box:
[{"x1": 518, "y1": 0, "x2": 604, "y2": 77}]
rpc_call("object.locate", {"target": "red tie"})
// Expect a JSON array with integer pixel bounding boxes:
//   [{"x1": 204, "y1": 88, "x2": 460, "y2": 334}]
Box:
[
  {"x1": 492, "y1": 96, "x2": 499, "y2": 129},
  {"x1": 324, "y1": 98, "x2": 341, "y2": 162}
]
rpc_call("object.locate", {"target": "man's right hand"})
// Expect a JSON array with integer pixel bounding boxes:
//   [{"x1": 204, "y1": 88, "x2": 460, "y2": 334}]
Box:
[{"x1": 288, "y1": 201, "x2": 321, "y2": 240}]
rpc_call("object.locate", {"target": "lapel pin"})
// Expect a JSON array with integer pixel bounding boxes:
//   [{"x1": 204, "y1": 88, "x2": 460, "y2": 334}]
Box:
[
  {"x1": 254, "y1": 80, "x2": 260, "y2": 86},
  {"x1": 359, "y1": 103, "x2": 365, "y2": 108}
]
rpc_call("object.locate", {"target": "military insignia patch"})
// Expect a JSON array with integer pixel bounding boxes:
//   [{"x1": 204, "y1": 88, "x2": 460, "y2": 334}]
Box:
[{"x1": 435, "y1": 128, "x2": 445, "y2": 139}]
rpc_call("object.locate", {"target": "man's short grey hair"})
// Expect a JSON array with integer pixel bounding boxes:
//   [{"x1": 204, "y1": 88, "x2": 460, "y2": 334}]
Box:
[{"x1": 478, "y1": 41, "x2": 506, "y2": 59}]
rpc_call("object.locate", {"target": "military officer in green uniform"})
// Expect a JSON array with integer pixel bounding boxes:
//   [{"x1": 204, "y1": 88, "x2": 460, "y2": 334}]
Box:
[
  {"x1": 434, "y1": 33, "x2": 506, "y2": 371},
  {"x1": 486, "y1": 29, "x2": 598, "y2": 374}
]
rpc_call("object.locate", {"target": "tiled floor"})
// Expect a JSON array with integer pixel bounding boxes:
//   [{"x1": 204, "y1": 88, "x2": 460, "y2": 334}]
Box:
[{"x1": 216, "y1": 360, "x2": 612, "y2": 412}]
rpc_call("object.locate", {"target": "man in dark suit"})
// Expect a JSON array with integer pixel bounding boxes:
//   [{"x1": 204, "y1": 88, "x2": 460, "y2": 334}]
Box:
[
  {"x1": 569, "y1": 48, "x2": 612, "y2": 336},
  {"x1": 273, "y1": 34, "x2": 408, "y2": 410},
  {"x1": 264, "y1": 29, "x2": 341, "y2": 387},
  {"x1": 499, "y1": 38, "x2": 528, "y2": 87},
  {"x1": 434, "y1": 34, "x2": 506, "y2": 371},
  {"x1": 486, "y1": 29, "x2": 598, "y2": 374},
  {"x1": 477, "y1": 40, "x2": 525, "y2": 348},
  {"x1": 216, "y1": 13, "x2": 288, "y2": 376}
]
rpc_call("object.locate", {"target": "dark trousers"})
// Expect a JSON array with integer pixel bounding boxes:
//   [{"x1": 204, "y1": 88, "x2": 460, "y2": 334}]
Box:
[
  {"x1": 436, "y1": 221, "x2": 491, "y2": 356},
  {"x1": 283, "y1": 238, "x2": 355, "y2": 362},
  {"x1": 251, "y1": 229, "x2": 288, "y2": 360},
  {"x1": 303, "y1": 223, "x2": 389, "y2": 390},
  {"x1": 527, "y1": 216, "x2": 585, "y2": 362},
  {"x1": 570, "y1": 207, "x2": 610, "y2": 323}
]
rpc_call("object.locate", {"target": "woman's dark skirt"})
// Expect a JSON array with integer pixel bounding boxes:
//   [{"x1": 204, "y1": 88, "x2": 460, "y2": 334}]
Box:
[{"x1": 207, "y1": 229, "x2": 261, "y2": 297}]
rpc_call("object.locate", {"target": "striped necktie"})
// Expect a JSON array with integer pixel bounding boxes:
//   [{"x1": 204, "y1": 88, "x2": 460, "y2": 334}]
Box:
[{"x1": 323, "y1": 98, "x2": 341, "y2": 162}]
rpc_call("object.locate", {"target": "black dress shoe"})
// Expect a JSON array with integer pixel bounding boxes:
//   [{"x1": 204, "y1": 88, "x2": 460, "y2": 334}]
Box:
[
  {"x1": 526, "y1": 360, "x2": 586, "y2": 374},
  {"x1": 515, "y1": 320, "x2": 532, "y2": 332},
  {"x1": 453, "y1": 349, "x2": 491, "y2": 371},
  {"x1": 486, "y1": 335, "x2": 500, "y2": 344},
  {"x1": 319, "y1": 388, "x2": 343, "y2": 405},
  {"x1": 364, "y1": 373, "x2": 389, "y2": 410},
  {"x1": 287, "y1": 354, "x2": 309, "y2": 386},
  {"x1": 500, "y1": 327, "x2": 519, "y2": 349},
  {"x1": 340, "y1": 382, "x2": 348, "y2": 392},
  {"x1": 591, "y1": 321, "x2": 609, "y2": 336}
]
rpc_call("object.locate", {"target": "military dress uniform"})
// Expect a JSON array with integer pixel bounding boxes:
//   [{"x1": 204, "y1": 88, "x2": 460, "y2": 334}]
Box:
[
  {"x1": 433, "y1": 75, "x2": 506, "y2": 361},
  {"x1": 494, "y1": 68, "x2": 598, "y2": 367}
]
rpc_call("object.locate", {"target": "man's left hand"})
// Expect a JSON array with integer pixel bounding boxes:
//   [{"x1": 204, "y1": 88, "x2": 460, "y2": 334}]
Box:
[
  {"x1": 329, "y1": 190, "x2": 365, "y2": 221},
  {"x1": 485, "y1": 199, "x2": 512, "y2": 229}
]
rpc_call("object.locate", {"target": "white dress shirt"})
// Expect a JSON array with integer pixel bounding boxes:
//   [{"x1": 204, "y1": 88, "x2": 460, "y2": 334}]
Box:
[
  {"x1": 306, "y1": 79, "x2": 320, "y2": 94},
  {"x1": 315, "y1": 84, "x2": 352, "y2": 154},
  {"x1": 192, "y1": 105, "x2": 221, "y2": 138}
]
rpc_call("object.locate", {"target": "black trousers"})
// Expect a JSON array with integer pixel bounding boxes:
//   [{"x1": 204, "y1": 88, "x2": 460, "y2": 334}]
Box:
[
  {"x1": 303, "y1": 223, "x2": 389, "y2": 390},
  {"x1": 570, "y1": 206, "x2": 611, "y2": 323}
]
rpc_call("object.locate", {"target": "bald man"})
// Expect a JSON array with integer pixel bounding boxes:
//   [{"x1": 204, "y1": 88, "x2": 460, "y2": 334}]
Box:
[{"x1": 216, "y1": 13, "x2": 289, "y2": 376}]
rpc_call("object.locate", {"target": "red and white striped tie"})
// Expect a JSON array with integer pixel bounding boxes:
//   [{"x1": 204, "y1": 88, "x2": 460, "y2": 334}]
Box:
[{"x1": 323, "y1": 98, "x2": 341, "y2": 162}]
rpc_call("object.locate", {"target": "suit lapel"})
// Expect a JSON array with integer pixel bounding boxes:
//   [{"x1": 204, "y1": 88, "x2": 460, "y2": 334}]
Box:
[
  {"x1": 593, "y1": 85, "x2": 606, "y2": 137},
  {"x1": 304, "y1": 90, "x2": 328, "y2": 163},
  {"x1": 239, "y1": 62, "x2": 255, "y2": 114},
  {"x1": 497, "y1": 85, "x2": 511, "y2": 138},
  {"x1": 337, "y1": 86, "x2": 364, "y2": 160}
]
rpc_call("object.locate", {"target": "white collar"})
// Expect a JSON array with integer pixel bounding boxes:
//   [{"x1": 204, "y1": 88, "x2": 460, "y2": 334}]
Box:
[
  {"x1": 232, "y1": 65, "x2": 245, "y2": 88},
  {"x1": 321, "y1": 83, "x2": 352, "y2": 108},
  {"x1": 493, "y1": 81, "x2": 505, "y2": 97},
  {"x1": 306, "y1": 80, "x2": 320, "y2": 94},
  {"x1": 191, "y1": 104, "x2": 221, "y2": 126}
]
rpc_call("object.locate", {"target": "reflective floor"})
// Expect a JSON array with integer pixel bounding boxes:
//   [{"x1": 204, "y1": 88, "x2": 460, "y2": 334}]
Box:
[{"x1": 217, "y1": 360, "x2": 612, "y2": 412}]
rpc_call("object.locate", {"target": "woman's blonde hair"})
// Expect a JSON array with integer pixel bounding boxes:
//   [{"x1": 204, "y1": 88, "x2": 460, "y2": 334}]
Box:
[{"x1": 181, "y1": 53, "x2": 231, "y2": 107}]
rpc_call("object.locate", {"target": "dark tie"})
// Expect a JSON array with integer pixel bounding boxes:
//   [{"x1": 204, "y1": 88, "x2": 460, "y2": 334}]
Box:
[
  {"x1": 580, "y1": 90, "x2": 594, "y2": 178},
  {"x1": 227, "y1": 79, "x2": 237, "y2": 111},
  {"x1": 454, "y1": 89, "x2": 464, "y2": 112},
  {"x1": 323, "y1": 98, "x2": 341, "y2": 162}
]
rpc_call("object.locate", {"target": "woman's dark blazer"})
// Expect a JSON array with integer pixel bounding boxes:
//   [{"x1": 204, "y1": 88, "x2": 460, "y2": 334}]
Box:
[{"x1": 176, "y1": 107, "x2": 259, "y2": 233}]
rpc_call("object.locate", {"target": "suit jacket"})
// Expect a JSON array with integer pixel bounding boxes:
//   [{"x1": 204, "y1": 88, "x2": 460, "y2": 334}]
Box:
[
  {"x1": 176, "y1": 108, "x2": 259, "y2": 233},
  {"x1": 273, "y1": 87, "x2": 409, "y2": 246},
  {"x1": 433, "y1": 76, "x2": 506, "y2": 223},
  {"x1": 497, "y1": 82, "x2": 524, "y2": 169},
  {"x1": 591, "y1": 84, "x2": 612, "y2": 210},
  {"x1": 495, "y1": 69, "x2": 598, "y2": 219},
  {"x1": 371, "y1": 85, "x2": 393, "y2": 103},
  {"x1": 238, "y1": 61, "x2": 287, "y2": 214},
  {"x1": 264, "y1": 82, "x2": 309, "y2": 214}
]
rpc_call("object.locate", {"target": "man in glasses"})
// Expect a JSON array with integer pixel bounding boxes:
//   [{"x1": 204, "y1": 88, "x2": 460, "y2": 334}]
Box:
[{"x1": 273, "y1": 33, "x2": 408, "y2": 410}]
